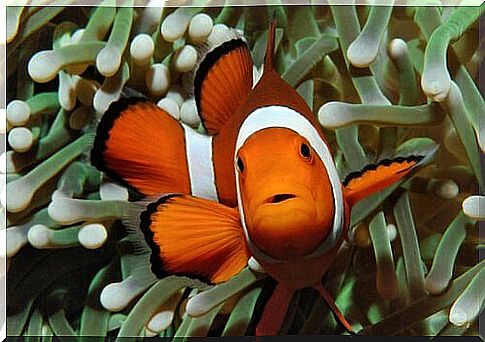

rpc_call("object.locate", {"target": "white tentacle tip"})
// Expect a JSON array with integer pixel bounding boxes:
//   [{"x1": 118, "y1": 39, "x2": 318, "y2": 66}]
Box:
[
  {"x1": 188, "y1": 13, "x2": 213, "y2": 43},
  {"x1": 435, "y1": 180, "x2": 459, "y2": 199},
  {"x1": 48, "y1": 198, "x2": 79, "y2": 224},
  {"x1": 6, "y1": 100, "x2": 31, "y2": 126},
  {"x1": 174, "y1": 45, "x2": 198, "y2": 73},
  {"x1": 101, "y1": 283, "x2": 127, "y2": 312},
  {"x1": 248, "y1": 257, "x2": 265, "y2": 273},
  {"x1": 6, "y1": 227, "x2": 28, "y2": 257},
  {"x1": 130, "y1": 34, "x2": 155, "y2": 65},
  {"x1": 157, "y1": 97, "x2": 180, "y2": 120},
  {"x1": 70, "y1": 29, "x2": 85, "y2": 44},
  {"x1": 96, "y1": 46, "x2": 122, "y2": 77},
  {"x1": 78, "y1": 223, "x2": 108, "y2": 249},
  {"x1": 161, "y1": 11, "x2": 190, "y2": 42},
  {"x1": 207, "y1": 24, "x2": 234, "y2": 46},
  {"x1": 100, "y1": 276, "x2": 147, "y2": 312},
  {"x1": 146, "y1": 63, "x2": 170, "y2": 96},
  {"x1": 388, "y1": 38, "x2": 408, "y2": 60},
  {"x1": 185, "y1": 294, "x2": 210, "y2": 317},
  {"x1": 180, "y1": 99, "x2": 200, "y2": 128},
  {"x1": 347, "y1": 41, "x2": 378, "y2": 68},
  {"x1": 8, "y1": 127, "x2": 34, "y2": 153},
  {"x1": 166, "y1": 87, "x2": 184, "y2": 107},
  {"x1": 28, "y1": 50, "x2": 61, "y2": 83},
  {"x1": 317, "y1": 102, "x2": 342, "y2": 129},
  {"x1": 386, "y1": 224, "x2": 398, "y2": 242},
  {"x1": 100, "y1": 181, "x2": 129, "y2": 201},
  {"x1": 5, "y1": 180, "x2": 33, "y2": 213},
  {"x1": 100, "y1": 282, "x2": 133, "y2": 312},
  {"x1": 462, "y1": 196, "x2": 484, "y2": 220},
  {"x1": 147, "y1": 311, "x2": 174, "y2": 333},
  {"x1": 421, "y1": 79, "x2": 451, "y2": 103},
  {"x1": 449, "y1": 307, "x2": 469, "y2": 327},
  {"x1": 27, "y1": 224, "x2": 52, "y2": 249}
]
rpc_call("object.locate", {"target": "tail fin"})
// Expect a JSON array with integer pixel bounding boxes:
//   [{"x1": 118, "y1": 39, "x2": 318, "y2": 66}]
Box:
[{"x1": 264, "y1": 19, "x2": 277, "y2": 71}]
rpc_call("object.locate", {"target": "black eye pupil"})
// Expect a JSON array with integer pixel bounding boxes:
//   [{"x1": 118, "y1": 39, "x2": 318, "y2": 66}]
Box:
[
  {"x1": 300, "y1": 143, "x2": 311, "y2": 159},
  {"x1": 237, "y1": 157, "x2": 245, "y2": 172}
]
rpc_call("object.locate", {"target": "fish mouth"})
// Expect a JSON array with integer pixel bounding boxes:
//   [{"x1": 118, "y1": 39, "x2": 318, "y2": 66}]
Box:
[{"x1": 265, "y1": 193, "x2": 297, "y2": 204}]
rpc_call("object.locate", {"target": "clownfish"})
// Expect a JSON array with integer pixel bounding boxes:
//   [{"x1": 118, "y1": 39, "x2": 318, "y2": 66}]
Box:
[{"x1": 91, "y1": 21, "x2": 434, "y2": 335}]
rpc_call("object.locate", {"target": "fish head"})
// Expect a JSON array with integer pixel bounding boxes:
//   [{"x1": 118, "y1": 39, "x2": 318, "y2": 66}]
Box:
[{"x1": 235, "y1": 127, "x2": 336, "y2": 260}]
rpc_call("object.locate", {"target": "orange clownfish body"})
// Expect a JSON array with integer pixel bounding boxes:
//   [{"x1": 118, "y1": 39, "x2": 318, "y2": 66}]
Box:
[{"x1": 91, "y1": 21, "x2": 433, "y2": 335}]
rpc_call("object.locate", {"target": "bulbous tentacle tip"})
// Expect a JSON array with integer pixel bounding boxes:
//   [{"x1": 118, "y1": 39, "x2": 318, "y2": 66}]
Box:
[
  {"x1": 421, "y1": 79, "x2": 451, "y2": 103},
  {"x1": 449, "y1": 307, "x2": 469, "y2": 327}
]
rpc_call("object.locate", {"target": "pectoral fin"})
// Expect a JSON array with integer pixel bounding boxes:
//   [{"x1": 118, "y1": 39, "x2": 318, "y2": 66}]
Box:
[
  {"x1": 343, "y1": 155, "x2": 430, "y2": 207},
  {"x1": 91, "y1": 98, "x2": 190, "y2": 196},
  {"x1": 126, "y1": 194, "x2": 250, "y2": 284}
]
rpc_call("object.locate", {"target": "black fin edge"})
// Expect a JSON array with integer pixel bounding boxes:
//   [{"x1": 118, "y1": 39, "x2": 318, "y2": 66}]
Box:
[
  {"x1": 342, "y1": 155, "x2": 424, "y2": 186},
  {"x1": 194, "y1": 38, "x2": 248, "y2": 130},
  {"x1": 90, "y1": 96, "x2": 150, "y2": 190},
  {"x1": 138, "y1": 195, "x2": 213, "y2": 285}
]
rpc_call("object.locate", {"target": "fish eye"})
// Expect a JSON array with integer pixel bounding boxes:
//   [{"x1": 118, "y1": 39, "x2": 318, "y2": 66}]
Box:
[
  {"x1": 300, "y1": 142, "x2": 312, "y2": 160},
  {"x1": 236, "y1": 156, "x2": 245, "y2": 173}
]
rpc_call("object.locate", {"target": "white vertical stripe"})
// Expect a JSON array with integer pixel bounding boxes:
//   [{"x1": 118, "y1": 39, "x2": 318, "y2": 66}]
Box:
[
  {"x1": 182, "y1": 124, "x2": 218, "y2": 201},
  {"x1": 235, "y1": 106, "x2": 344, "y2": 263}
]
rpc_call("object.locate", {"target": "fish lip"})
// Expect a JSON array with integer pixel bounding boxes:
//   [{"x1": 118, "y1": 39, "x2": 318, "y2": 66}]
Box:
[{"x1": 264, "y1": 193, "x2": 298, "y2": 204}]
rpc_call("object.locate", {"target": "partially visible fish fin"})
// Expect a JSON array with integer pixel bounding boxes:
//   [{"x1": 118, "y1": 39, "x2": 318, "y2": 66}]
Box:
[
  {"x1": 194, "y1": 38, "x2": 253, "y2": 135},
  {"x1": 256, "y1": 284, "x2": 294, "y2": 336},
  {"x1": 343, "y1": 154, "x2": 430, "y2": 207},
  {"x1": 129, "y1": 194, "x2": 250, "y2": 284},
  {"x1": 315, "y1": 283, "x2": 355, "y2": 334},
  {"x1": 264, "y1": 19, "x2": 277, "y2": 71},
  {"x1": 91, "y1": 98, "x2": 191, "y2": 196}
]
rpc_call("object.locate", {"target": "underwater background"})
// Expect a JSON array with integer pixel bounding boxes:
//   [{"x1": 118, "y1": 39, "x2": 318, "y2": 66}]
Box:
[{"x1": 3, "y1": 1, "x2": 484, "y2": 338}]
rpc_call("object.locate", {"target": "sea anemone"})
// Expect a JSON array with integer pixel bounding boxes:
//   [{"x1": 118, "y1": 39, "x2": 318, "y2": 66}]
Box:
[{"x1": 4, "y1": 2, "x2": 483, "y2": 338}]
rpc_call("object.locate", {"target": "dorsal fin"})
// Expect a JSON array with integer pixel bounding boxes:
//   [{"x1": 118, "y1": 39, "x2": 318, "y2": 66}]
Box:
[
  {"x1": 264, "y1": 19, "x2": 277, "y2": 71},
  {"x1": 194, "y1": 38, "x2": 253, "y2": 135}
]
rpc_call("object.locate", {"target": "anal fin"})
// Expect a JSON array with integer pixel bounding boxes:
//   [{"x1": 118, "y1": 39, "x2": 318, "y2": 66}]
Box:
[{"x1": 256, "y1": 284, "x2": 294, "y2": 336}]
